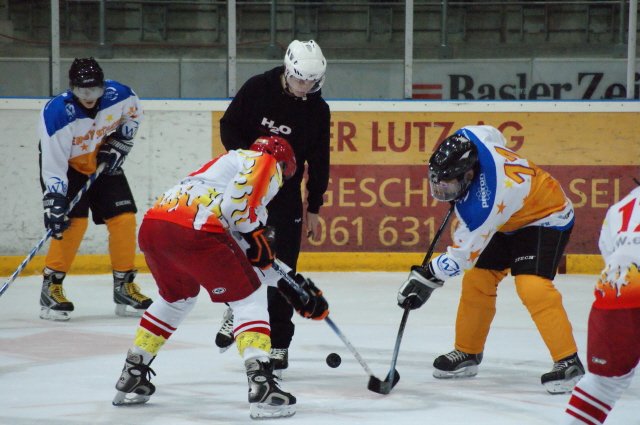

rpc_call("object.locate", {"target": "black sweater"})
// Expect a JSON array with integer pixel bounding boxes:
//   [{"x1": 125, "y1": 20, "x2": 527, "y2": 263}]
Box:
[{"x1": 220, "y1": 66, "x2": 330, "y2": 215}]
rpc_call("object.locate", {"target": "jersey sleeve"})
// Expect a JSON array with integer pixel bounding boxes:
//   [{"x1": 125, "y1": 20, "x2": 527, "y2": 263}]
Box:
[
  {"x1": 305, "y1": 103, "x2": 331, "y2": 214},
  {"x1": 220, "y1": 152, "x2": 282, "y2": 233},
  {"x1": 39, "y1": 97, "x2": 73, "y2": 196},
  {"x1": 220, "y1": 81, "x2": 253, "y2": 151},
  {"x1": 120, "y1": 87, "x2": 143, "y2": 137}
]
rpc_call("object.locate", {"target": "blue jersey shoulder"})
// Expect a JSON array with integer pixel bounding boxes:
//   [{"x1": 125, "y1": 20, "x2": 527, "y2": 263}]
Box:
[
  {"x1": 454, "y1": 129, "x2": 497, "y2": 232},
  {"x1": 42, "y1": 91, "x2": 77, "y2": 137},
  {"x1": 100, "y1": 80, "x2": 136, "y2": 109}
]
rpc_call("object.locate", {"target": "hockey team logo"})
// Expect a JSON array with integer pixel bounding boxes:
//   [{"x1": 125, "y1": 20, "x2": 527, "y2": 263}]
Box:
[
  {"x1": 45, "y1": 177, "x2": 68, "y2": 195},
  {"x1": 476, "y1": 173, "x2": 492, "y2": 209},
  {"x1": 212, "y1": 287, "x2": 226, "y2": 295},
  {"x1": 65, "y1": 103, "x2": 76, "y2": 120},
  {"x1": 436, "y1": 255, "x2": 461, "y2": 277},
  {"x1": 261, "y1": 117, "x2": 292, "y2": 135},
  {"x1": 102, "y1": 86, "x2": 118, "y2": 102}
]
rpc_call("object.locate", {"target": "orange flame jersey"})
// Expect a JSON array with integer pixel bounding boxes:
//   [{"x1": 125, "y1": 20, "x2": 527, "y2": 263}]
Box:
[
  {"x1": 595, "y1": 264, "x2": 640, "y2": 309},
  {"x1": 144, "y1": 150, "x2": 283, "y2": 234},
  {"x1": 593, "y1": 186, "x2": 640, "y2": 310}
]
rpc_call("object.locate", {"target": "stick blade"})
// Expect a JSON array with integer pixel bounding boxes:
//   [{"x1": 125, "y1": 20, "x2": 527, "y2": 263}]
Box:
[{"x1": 366, "y1": 369, "x2": 400, "y2": 394}]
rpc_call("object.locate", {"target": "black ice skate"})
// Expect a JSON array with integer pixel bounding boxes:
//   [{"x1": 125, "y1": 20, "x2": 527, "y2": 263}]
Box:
[
  {"x1": 433, "y1": 349, "x2": 483, "y2": 379},
  {"x1": 270, "y1": 348, "x2": 288, "y2": 379},
  {"x1": 215, "y1": 307, "x2": 234, "y2": 353},
  {"x1": 39, "y1": 268, "x2": 74, "y2": 321},
  {"x1": 113, "y1": 270, "x2": 153, "y2": 317},
  {"x1": 113, "y1": 349, "x2": 156, "y2": 406},
  {"x1": 541, "y1": 353, "x2": 585, "y2": 394},
  {"x1": 246, "y1": 358, "x2": 296, "y2": 419}
]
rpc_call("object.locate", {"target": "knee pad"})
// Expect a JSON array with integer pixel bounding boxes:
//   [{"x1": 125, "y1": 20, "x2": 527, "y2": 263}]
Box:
[
  {"x1": 514, "y1": 275, "x2": 562, "y2": 314},
  {"x1": 460, "y1": 268, "x2": 507, "y2": 307},
  {"x1": 105, "y1": 212, "x2": 137, "y2": 271},
  {"x1": 45, "y1": 217, "x2": 89, "y2": 272}
]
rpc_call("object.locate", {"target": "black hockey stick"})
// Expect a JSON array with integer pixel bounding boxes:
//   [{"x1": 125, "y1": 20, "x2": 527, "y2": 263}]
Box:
[
  {"x1": 271, "y1": 260, "x2": 398, "y2": 394},
  {"x1": 0, "y1": 163, "x2": 106, "y2": 298},
  {"x1": 377, "y1": 202, "x2": 456, "y2": 394}
]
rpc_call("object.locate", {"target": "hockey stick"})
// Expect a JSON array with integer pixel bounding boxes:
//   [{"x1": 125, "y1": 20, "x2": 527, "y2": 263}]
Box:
[
  {"x1": 271, "y1": 260, "x2": 398, "y2": 395},
  {"x1": 0, "y1": 163, "x2": 106, "y2": 298},
  {"x1": 377, "y1": 202, "x2": 456, "y2": 394}
]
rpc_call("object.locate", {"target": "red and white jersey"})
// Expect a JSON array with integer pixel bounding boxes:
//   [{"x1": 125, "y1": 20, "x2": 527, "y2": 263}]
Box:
[
  {"x1": 430, "y1": 125, "x2": 574, "y2": 281},
  {"x1": 594, "y1": 185, "x2": 640, "y2": 309},
  {"x1": 38, "y1": 80, "x2": 142, "y2": 196},
  {"x1": 145, "y1": 149, "x2": 283, "y2": 234}
]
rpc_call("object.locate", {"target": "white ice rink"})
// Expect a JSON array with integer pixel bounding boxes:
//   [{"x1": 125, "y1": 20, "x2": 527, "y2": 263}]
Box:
[{"x1": 1, "y1": 271, "x2": 638, "y2": 425}]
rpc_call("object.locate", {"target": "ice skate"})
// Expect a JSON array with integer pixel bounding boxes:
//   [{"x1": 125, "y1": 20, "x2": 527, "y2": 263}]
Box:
[
  {"x1": 113, "y1": 349, "x2": 156, "y2": 406},
  {"x1": 541, "y1": 353, "x2": 585, "y2": 394},
  {"x1": 215, "y1": 307, "x2": 234, "y2": 353},
  {"x1": 246, "y1": 358, "x2": 296, "y2": 419},
  {"x1": 39, "y1": 269, "x2": 74, "y2": 321},
  {"x1": 270, "y1": 348, "x2": 288, "y2": 379},
  {"x1": 113, "y1": 270, "x2": 153, "y2": 317},
  {"x1": 433, "y1": 349, "x2": 483, "y2": 379}
]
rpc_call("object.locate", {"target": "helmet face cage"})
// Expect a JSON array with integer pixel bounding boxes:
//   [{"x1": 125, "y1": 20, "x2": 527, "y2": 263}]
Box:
[
  {"x1": 69, "y1": 57, "x2": 104, "y2": 89},
  {"x1": 284, "y1": 40, "x2": 326, "y2": 93},
  {"x1": 250, "y1": 136, "x2": 297, "y2": 179},
  {"x1": 428, "y1": 135, "x2": 478, "y2": 201}
]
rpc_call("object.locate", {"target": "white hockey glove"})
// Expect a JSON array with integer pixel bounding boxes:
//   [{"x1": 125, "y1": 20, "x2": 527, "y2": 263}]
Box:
[{"x1": 397, "y1": 264, "x2": 444, "y2": 310}]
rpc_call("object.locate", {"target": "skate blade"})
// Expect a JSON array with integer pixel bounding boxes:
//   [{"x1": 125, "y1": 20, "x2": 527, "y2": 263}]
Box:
[
  {"x1": 249, "y1": 403, "x2": 295, "y2": 419},
  {"x1": 39, "y1": 308, "x2": 71, "y2": 322},
  {"x1": 115, "y1": 304, "x2": 145, "y2": 317},
  {"x1": 433, "y1": 365, "x2": 478, "y2": 379},
  {"x1": 543, "y1": 375, "x2": 583, "y2": 394},
  {"x1": 112, "y1": 390, "x2": 151, "y2": 406}
]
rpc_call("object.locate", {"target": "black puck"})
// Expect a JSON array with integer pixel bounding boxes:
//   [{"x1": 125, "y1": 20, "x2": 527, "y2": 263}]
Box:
[{"x1": 326, "y1": 352, "x2": 341, "y2": 368}]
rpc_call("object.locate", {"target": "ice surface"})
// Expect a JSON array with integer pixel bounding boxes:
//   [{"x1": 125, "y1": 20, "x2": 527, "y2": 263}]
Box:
[{"x1": 0, "y1": 272, "x2": 637, "y2": 424}]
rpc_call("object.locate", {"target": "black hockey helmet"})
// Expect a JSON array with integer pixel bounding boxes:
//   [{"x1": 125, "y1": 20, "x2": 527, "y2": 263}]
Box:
[
  {"x1": 428, "y1": 134, "x2": 478, "y2": 201},
  {"x1": 69, "y1": 57, "x2": 104, "y2": 88}
]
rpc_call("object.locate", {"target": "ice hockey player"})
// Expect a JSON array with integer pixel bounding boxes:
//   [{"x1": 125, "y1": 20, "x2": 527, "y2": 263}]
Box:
[
  {"x1": 215, "y1": 39, "x2": 331, "y2": 376},
  {"x1": 563, "y1": 183, "x2": 640, "y2": 424},
  {"x1": 112, "y1": 136, "x2": 328, "y2": 419},
  {"x1": 38, "y1": 57, "x2": 152, "y2": 321},
  {"x1": 397, "y1": 125, "x2": 584, "y2": 394}
]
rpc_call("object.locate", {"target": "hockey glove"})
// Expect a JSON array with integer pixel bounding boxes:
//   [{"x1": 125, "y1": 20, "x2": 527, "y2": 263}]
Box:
[
  {"x1": 43, "y1": 193, "x2": 70, "y2": 240},
  {"x1": 97, "y1": 122, "x2": 137, "y2": 175},
  {"x1": 397, "y1": 264, "x2": 444, "y2": 310},
  {"x1": 242, "y1": 226, "x2": 275, "y2": 269},
  {"x1": 277, "y1": 272, "x2": 329, "y2": 320}
]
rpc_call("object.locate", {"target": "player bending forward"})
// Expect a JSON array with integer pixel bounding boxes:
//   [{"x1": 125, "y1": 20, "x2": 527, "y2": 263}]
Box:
[
  {"x1": 397, "y1": 125, "x2": 584, "y2": 394},
  {"x1": 112, "y1": 136, "x2": 328, "y2": 419},
  {"x1": 563, "y1": 183, "x2": 640, "y2": 424}
]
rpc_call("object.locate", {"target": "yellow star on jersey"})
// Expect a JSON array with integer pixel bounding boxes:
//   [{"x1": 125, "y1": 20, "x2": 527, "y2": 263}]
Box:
[
  {"x1": 106, "y1": 114, "x2": 114, "y2": 122},
  {"x1": 504, "y1": 179, "x2": 513, "y2": 189}
]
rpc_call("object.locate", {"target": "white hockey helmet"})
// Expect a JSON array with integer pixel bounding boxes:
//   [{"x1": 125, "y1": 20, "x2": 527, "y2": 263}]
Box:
[{"x1": 284, "y1": 40, "x2": 326, "y2": 93}]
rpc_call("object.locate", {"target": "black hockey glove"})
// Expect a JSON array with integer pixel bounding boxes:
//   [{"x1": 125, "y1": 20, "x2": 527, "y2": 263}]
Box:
[
  {"x1": 43, "y1": 193, "x2": 69, "y2": 240},
  {"x1": 277, "y1": 272, "x2": 329, "y2": 320},
  {"x1": 97, "y1": 137, "x2": 133, "y2": 175},
  {"x1": 97, "y1": 122, "x2": 137, "y2": 175},
  {"x1": 397, "y1": 264, "x2": 444, "y2": 310},
  {"x1": 242, "y1": 226, "x2": 275, "y2": 269}
]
